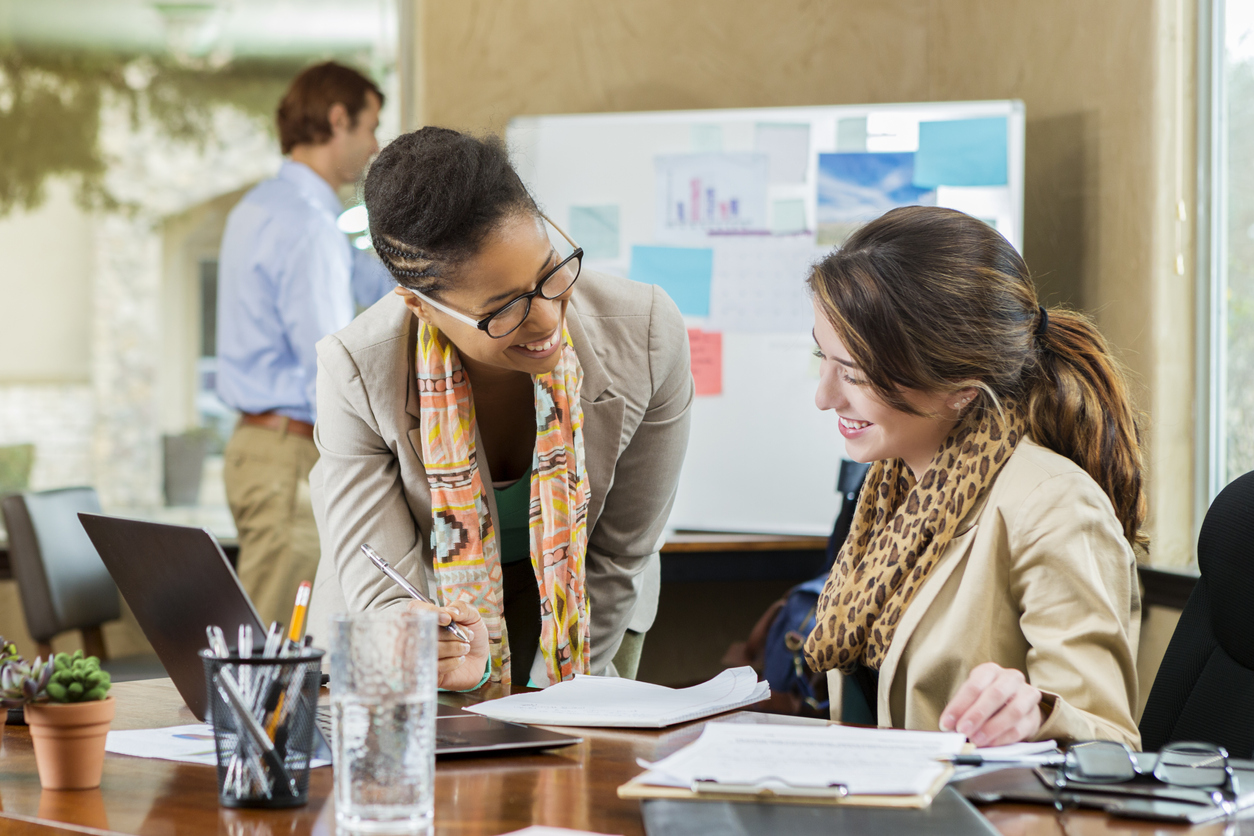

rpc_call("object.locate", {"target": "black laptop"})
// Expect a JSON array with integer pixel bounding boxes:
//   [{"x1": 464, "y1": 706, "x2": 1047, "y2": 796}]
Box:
[{"x1": 78, "y1": 512, "x2": 580, "y2": 757}]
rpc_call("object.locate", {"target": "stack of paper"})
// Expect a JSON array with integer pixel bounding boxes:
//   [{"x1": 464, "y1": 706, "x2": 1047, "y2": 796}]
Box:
[
  {"x1": 466, "y1": 666, "x2": 769, "y2": 728},
  {"x1": 633, "y1": 722, "x2": 967, "y2": 799},
  {"x1": 949, "y1": 739, "x2": 1061, "y2": 782},
  {"x1": 968, "y1": 740, "x2": 1061, "y2": 764}
]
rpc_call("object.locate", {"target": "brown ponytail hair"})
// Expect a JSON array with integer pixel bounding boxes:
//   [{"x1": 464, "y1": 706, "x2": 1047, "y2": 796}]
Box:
[{"x1": 807, "y1": 205, "x2": 1146, "y2": 547}]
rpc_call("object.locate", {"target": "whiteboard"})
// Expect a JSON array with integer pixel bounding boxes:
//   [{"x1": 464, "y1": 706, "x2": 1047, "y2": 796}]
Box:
[{"x1": 509, "y1": 101, "x2": 1025, "y2": 535}]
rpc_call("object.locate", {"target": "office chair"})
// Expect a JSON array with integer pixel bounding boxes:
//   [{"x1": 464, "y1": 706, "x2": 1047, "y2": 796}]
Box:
[
  {"x1": 1, "y1": 487, "x2": 164, "y2": 681},
  {"x1": 1138, "y1": 470, "x2": 1254, "y2": 756}
]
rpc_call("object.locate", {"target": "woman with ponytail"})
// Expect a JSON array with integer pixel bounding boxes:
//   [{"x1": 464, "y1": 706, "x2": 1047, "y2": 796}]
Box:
[{"x1": 803, "y1": 205, "x2": 1144, "y2": 747}]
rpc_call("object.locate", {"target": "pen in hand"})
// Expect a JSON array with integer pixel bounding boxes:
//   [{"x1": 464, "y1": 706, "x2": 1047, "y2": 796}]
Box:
[{"x1": 360, "y1": 543, "x2": 472, "y2": 643}]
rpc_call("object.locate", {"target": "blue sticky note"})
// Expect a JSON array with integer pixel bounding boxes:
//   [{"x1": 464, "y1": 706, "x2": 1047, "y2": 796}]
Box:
[
  {"x1": 629, "y1": 245, "x2": 713, "y2": 317},
  {"x1": 913, "y1": 117, "x2": 1008, "y2": 188},
  {"x1": 569, "y1": 205, "x2": 620, "y2": 261}
]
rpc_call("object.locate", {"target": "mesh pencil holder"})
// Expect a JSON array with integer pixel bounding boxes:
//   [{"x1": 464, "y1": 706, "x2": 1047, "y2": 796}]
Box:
[{"x1": 200, "y1": 648, "x2": 325, "y2": 808}]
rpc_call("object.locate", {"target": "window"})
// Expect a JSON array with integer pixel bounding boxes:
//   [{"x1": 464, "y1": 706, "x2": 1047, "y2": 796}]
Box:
[{"x1": 1204, "y1": 0, "x2": 1254, "y2": 495}]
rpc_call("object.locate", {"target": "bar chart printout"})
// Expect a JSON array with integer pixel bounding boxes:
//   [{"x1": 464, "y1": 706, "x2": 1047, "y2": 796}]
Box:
[{"x1": 655, "y1": 153, "x2": 769, "y2": 237}]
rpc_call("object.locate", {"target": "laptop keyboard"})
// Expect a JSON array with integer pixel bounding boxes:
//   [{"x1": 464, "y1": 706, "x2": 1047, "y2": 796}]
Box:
[
  {"x1": 316, "y1": 706, "x2": 333, "y2": 742},
  {"x1": 316, "y1": 706, "x2": 465, "y2": 748}
]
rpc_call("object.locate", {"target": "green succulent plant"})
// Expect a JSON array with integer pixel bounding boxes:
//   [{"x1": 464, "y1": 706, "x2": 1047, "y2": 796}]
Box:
[
  {"x1": 0, "y1": 654, "x2": 53, "y2": 708},
  {"x1": 0, "y1": 635, "x2": 20, "y2": 667},
  {"x1": 46, "y1": 651, "x2": 112, "y2": 703}
]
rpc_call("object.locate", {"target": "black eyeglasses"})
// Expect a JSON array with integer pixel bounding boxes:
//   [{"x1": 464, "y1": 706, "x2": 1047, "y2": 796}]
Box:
[
  {"x1": 1053, "y1": 740, "x2": 1240, "y2": 819},
  {"x1": 412, "y1": 216, "x2": 584, "y2": 339}
]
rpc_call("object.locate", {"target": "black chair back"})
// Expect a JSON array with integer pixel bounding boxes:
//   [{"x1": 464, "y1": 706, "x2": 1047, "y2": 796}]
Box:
[
  {"x1": 1139, "y1": 470, "x2": 1254, "y2": 755},
  {"x1": 1, "y1": 487, "x2": 120, "y2": 647}
]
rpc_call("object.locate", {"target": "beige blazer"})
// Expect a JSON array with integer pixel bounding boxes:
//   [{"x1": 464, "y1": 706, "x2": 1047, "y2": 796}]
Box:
[
  {"x1": 828, "y1": 438, "x2": 1142, "y2": 748},
  {"x1": 307, "y1": 270, "x2": 693, "y2": 676}
]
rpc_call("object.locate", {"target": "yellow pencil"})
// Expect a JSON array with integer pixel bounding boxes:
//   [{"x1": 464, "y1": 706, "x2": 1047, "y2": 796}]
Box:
[
  {"x1": 284, "y1": 581, "x2": 312, "y2": 654},
  {"x1": 265, "y1": 581, "x2": 313, "y2": 741}
]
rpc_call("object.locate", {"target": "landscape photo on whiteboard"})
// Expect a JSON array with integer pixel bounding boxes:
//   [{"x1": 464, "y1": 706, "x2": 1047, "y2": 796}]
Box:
[{"x1": 815, "y1": 152, "x2": 937, "y2": 247}]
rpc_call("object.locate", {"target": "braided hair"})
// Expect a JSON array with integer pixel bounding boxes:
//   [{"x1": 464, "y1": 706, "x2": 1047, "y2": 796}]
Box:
[{"x1": 364, "y1": 127, "x2": 539, "y2": 295}]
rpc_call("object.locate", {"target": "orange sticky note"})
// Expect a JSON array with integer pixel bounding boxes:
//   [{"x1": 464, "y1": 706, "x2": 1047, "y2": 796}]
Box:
[{"x1": 687, "y1": 328, "x2": 723, "y2": 396}]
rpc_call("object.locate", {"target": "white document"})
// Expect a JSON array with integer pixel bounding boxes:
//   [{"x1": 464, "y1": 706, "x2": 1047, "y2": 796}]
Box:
[
  {"x1": 105, "y1": 724, "x2": 330, "y2": 768},
  {"x1": 949, "y1": 739, "x2": 1062, "y2": 782},
  {"x1": 466, "y1": 666, "x2": 769, "y2": 728},
  {"x1": 865, "y1": 112, "x2": 920, "y2": 153},
  {"x1": 638, "y1": 722, "x2": 966, "y2": 796},
  {"x1": 974, "y1": 739, "x2": 1060, "y2": 762},
  {"x1": 754, "y1": 123, "x2": 811, "y2": 184},
  {"x1": 709, "y1": 234, "x2": 829, "y2": 333}
]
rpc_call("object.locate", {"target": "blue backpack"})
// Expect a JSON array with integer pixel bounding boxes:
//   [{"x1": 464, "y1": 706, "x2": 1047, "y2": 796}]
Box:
[
  {"x1": 761, "y1": 575, "x2": 830, "y2": 715},
  {"x1": 750, "y1": 460, "x2": 870, "y2": 716}
]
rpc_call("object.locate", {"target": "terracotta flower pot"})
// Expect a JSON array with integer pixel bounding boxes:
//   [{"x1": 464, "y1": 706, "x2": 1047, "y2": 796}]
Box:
[{"x1": 24, "y1": 696, "x2": 115, "y2": 790}]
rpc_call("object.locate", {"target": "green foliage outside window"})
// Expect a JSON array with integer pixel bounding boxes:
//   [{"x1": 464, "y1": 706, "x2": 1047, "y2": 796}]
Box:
[{"x1": 0, "y1": 49, "x2": 307, "y2": 218}]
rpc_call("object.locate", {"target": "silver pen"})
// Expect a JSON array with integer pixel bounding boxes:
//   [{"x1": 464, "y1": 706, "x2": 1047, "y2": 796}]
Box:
[
  {"x1": 217, "y1": 667, "x2": 298, "y2": 798},
  {"x1": 206, "y1": 625, "x2": 230, "y2": 658},
  {"x1": 360, "y1": 543, "x2": 472, "y2": 643}
]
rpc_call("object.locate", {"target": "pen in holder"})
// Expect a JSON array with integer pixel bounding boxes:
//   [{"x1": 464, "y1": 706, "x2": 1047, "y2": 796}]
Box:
[{"x1": 200, "y1": 648, "x2": 324, "y2": 808}]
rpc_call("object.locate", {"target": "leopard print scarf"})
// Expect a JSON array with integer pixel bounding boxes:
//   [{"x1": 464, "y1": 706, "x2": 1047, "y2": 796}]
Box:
[{"x1": 804, "y1": 406, "x2": 1027, "y2": 674}]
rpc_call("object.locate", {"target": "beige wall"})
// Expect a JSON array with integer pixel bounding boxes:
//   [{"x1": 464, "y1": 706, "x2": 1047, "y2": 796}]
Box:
[
  {"x1": 411, "y1": 0, "x2": 1198, "y2": 564},
  {"x1": 0, "y1": 178, "x2": 94, "y2": 382}
]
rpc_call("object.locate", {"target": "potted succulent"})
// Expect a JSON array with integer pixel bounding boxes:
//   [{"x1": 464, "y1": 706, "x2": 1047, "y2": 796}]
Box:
[
  {"x1": 0, "y1": 649, "x2": 114, "y2": 789},
  {"x1": 0, "y1": 635, "x2": 21, "y2": 738}
]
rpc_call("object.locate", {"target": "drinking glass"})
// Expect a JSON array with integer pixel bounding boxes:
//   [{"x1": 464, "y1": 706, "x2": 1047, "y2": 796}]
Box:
[{"x1": 331, "y1": 610, "x2": 437, "y2": 834}]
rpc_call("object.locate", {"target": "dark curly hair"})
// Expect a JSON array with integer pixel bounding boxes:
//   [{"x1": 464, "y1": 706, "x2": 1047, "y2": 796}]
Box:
[{"x1": 364, "y1": 127, "x2": 539, "y2": 295}]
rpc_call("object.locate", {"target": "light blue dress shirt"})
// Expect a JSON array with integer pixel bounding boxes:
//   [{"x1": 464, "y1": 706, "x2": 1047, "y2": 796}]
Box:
[{"x1": 216, "y1": 161, "x2": 393, "y2": 425}]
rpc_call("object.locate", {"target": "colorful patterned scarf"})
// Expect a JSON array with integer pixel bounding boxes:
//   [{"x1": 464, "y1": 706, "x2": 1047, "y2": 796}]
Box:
[
  {"x1": 804, "y1": 406, "x2": 1027, "y2": 674},
  {"x1": 415, "y1": 321, "x2": 591, "y2": 686}
]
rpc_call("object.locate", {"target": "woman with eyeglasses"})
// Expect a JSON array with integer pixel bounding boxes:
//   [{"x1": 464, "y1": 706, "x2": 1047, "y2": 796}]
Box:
[
  {"x1": 306, "y1": 128, "x2": 693, "y2": 690},
  {"x1": 802, "y1": 206, "x2": 1143, "y2": 748}
]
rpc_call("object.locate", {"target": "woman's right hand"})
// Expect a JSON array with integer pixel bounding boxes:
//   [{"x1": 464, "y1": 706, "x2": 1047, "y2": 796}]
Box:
[{"x1": 404, "y1": 599, "x2": 490, "y2": 691}]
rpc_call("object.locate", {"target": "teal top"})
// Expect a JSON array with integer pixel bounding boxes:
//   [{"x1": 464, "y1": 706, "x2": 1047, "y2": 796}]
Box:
[
  {"x1": 841, "y1": 667, "x2": 879, "y2": 725},
  {"x1": 493, "y1": 469, "x2": 532, "y2": 564},
  {"x1": 442, "y1": 468, "x2": 534, "y2": 694}
]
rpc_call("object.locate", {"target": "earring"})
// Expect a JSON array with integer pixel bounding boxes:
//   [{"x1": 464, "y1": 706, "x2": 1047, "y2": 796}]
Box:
[{"x1": 953, "y1": 396, "x2": 972, "y2": 410}]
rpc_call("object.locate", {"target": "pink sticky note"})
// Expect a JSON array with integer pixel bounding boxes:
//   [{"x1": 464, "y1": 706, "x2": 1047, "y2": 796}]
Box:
[{"x1": 687, "y1": 329, "x2": 723, "y2": 396}]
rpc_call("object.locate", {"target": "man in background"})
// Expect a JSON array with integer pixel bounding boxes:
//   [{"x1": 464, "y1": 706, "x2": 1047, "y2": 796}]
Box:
[{"x1": 216, "y1": 62, "x2": 392, "y2": 624}]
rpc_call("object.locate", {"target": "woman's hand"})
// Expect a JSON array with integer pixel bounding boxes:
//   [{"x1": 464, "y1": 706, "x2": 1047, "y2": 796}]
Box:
[
  {"x1": 939, "y1": 662, "x2": 1043, "y2": 747},
  {"x1": 402, "y1": 599, "x2": 490, "y2": 691}
]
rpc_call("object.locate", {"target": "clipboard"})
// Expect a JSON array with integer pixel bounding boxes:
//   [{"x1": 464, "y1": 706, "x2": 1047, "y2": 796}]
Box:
[{"x1": 617, "y1": 764, "x2": 955, "y2": 808}]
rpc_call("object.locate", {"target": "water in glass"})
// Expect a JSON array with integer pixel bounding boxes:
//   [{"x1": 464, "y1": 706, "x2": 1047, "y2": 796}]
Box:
[{"x1": 331, "y1": 610, "x2": 437, "y2": 834}]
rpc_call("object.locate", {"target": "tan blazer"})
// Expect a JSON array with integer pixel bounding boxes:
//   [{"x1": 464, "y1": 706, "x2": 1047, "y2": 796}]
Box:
[
  {"x1": 307, "y1": 271, "x2": 693, "y2": 676},
  {"x1": 828, "y1": 438, "x2": 1142, "y2": 748}
]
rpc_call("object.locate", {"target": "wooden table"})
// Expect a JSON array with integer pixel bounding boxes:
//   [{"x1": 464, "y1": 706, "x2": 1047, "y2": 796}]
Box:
[{"x1": 0, "y1": 679, "x2": 1226, "y2": 836}]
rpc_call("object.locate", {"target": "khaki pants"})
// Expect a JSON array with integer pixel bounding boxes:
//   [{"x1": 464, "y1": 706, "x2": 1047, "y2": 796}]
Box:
[
  {"x1": 224, "y1": 423, "x2": 320, "y2": 627},
  {"x1": 612, "y1": 629, "x2": 646, "y2": 680}
]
